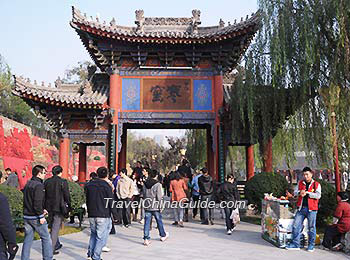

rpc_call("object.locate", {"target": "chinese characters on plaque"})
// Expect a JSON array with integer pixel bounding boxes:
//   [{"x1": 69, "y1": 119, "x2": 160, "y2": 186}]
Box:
[{"x1": 143, "y1": 79, "x2": 191, "y2": 110}]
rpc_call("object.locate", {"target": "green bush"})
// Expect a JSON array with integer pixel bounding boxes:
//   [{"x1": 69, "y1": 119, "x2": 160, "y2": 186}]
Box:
[
  {"x1": 245, "y1": 172, "x2": 289, "y2": 212},
  {"x1": 0, "y1": 181, "x2": 86, "y2": 224},
  {"x1": 315, "y1": 179, "x2": 336, "y2": 227},
  {"x1": 0, "y1": 184, "x2": 23, "y2": 221},
  {"x1": 68, "y1": 181, "x2": 85, "y2": 211}
]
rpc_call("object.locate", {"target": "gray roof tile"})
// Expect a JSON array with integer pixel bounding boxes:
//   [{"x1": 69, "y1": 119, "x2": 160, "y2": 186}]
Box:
[
  {"x1": 13, "y1": 75, "x2": 108, "y2": 109},
  {"x1": 71, "y1": 7, "x2": 260, "y2": 43}
]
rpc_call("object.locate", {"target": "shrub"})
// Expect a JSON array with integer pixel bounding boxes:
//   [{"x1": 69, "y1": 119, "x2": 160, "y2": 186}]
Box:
[
  {"x1": 315, "y1": 179, "x2": 336, "y2": 227},
  {"x1": 245, "y1": 172, "x2": 289, "y2": 212},
  {"x1": 68, "y1": 181, "x2": 85, "y2": 211},
  {"x1": 0, "y1": 184, "x2": 23, "y2": 221}
]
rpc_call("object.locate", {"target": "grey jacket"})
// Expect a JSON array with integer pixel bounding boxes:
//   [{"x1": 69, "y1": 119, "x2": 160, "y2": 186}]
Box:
[
  {"x1": 142, "y1": 179, "x2": 163, "y2": 211},
  {"x1": 4, "y1": 173, "x2": 19, "y2": 188}
]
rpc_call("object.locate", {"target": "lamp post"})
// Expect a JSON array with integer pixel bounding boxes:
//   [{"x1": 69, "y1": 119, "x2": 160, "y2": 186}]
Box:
[
  {"x1": 320, "y1": 84, "x2": 341, "y2": 193},
  {"x1": 331, "y1": 111, "x2": 341, "y2": 192}
]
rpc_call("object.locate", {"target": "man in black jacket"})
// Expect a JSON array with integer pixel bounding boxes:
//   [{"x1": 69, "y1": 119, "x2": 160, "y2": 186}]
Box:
[
  {"x1": 217, "y1": 175, "x2": 239, "y2": 235},
  {"x1": 85, "y1": 167, "x2": 118, "y2": 260},
  {"x1": 0, "y1": 192, "x2": 18, "y2": 260},
  {"x1": 198, "y1": 168, "x2": 214, "y2": 225},
  {"x1": 44, "y1": 165, "x2": 71, "y2": 255},
  {"x1": 21, "y1": 165, "x2": 53, "y2": 260},
  {"x1": 178, "y1": 159, "x2": 192, "y2": 181}
]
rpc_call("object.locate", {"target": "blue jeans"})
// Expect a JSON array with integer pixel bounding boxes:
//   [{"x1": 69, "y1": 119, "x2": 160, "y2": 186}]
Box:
[
  {"x1": 291, "y1": 207, "x2": 317, "y2": 247},
  {"x1": 143, "y1": 211, "x2": 166, "y2": 240},
  {"x1": 87, "y1": 218, "x2": 112, "y2": 260},
  {"x1": 200, "y1": 195, "x2": 214, "y2": 222},
  {"x1": 21, "y1": 219, "x2": 53, "y2": 260}
]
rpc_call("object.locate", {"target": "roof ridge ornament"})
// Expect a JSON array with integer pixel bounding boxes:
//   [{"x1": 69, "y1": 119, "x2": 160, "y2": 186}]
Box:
[
  {"x1": 55, "y1": 77, "x2": 62, "y2": 88},
  {"x1": 110, "y1": 17, "x2": 116, "y2": 27},
  {"x1": 71, "y1": 6, "x2": 84, "y2": 22},
  {"x1": 219, "y1": 19, "x2": 225, "y2": 28},
  {"x1": 135, "y1": 10, "x2": 145, "y2": 33},
  {"x1": 191, "y1": 9, "x2": 201, "y2": 34}
]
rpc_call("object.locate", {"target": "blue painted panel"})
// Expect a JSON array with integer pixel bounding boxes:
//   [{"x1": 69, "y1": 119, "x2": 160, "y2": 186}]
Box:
[
  {"x1": 122, "y1": 78, "x2": 140, "y2": 110},
  {"x1": 193, "y1": 80, "x2": 212, "y2": 110}
]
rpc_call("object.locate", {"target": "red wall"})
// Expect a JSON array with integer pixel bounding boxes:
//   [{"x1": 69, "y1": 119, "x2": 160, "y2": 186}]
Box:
[{"x1": 0, "y1": 117, "x2": 106, "y2": 188}]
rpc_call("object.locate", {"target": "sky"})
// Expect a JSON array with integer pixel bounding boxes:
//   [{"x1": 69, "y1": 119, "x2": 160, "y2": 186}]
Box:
[
  {"x1": 0, "y1": 0, "x2": 258, "y2": 141},
  {"x1": 0, "y1": 0, "x2": 258, "y2": 83}
]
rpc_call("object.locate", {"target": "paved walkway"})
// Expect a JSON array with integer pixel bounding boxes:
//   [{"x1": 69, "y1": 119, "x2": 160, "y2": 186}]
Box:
[{"x1": 15, "y1": 212, "x2": 346, "y2": 260}]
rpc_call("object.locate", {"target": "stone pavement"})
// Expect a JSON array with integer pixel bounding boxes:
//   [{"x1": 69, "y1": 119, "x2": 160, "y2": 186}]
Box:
[{"x1": 15, "y1": 212, "x2": 346, "y2": 260}]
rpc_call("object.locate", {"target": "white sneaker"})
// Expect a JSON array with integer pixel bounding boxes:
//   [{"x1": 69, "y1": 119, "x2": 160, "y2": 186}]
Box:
[
  {"x1": 227, "y1": 230, "x2": 232, "y2": 235},
  {"x1": 102, "y1": 246, "x2": 111, "y2": 252},
  {"x1": 160, "y1": 232, "x2": 169, "y2": 242},
  {"x1": 143, "y1": 240, "x2": 151, "y2": 246},
  {"x1": 139, "y1": 219, "x2": 144, "y2": 224},
  {"x1": 87, "y1": 258, "x2": 92, "y2": 260}
]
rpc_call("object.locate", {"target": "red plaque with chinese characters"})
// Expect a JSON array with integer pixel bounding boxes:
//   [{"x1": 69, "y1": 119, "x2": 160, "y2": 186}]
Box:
[{"x1": 142, "y1": 78, "x2": 192, "y2": 110}]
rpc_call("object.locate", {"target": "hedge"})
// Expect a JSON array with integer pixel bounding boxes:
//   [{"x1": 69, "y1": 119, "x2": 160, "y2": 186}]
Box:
[
  {"x1": 0, "y1": 180, "x2": 85, "y2": 225},
  {"x1": 315, "y1": 179, "x2": 336, "y2": 227},
  {"x1": 67, "y1": 180, "x2": 85, "y2": 212},
  {"x1": 245, "y1": 172, "x2": 289, "y2": 212},
  {"x1": 0, "y1": 184, "x2": 23, "y2": 224}
]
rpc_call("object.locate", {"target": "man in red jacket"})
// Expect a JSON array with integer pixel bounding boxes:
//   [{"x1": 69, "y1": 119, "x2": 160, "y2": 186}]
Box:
[
  {"x1": 322, "y1": 192, "x2": 350, "y2": 250},
  {"x1": 286, "y1": 167, "x2": 321, "y2": 252}
]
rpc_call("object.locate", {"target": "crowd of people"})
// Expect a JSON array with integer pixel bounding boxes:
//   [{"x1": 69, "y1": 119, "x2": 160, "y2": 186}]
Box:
[{"x1": 0, "y1": 163, "x2": 349, "y2": 259}]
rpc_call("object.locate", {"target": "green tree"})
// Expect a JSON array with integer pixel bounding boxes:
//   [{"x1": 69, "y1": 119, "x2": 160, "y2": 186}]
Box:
[
  {"x1": 185, "y1": 129, "x2": 206, "y2": 170},
  {"x1": 62, "y1": 61, "x2": 95, "y2": 84},
  {"x1": 229, "y1": 0, "x2": 350, "y2": 167},
  {"x1": 162, "y1": 136, "x2": 186, "y2": 172},
  {"x1": 0, "y1": 54, "x2": 49, "y2": 131},
  {"x1": 127, "y1": 132, "x2": 165, "y2": 171}
]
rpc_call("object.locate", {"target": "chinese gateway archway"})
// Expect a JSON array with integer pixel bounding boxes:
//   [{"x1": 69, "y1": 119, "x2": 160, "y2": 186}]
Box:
[{"x1": 13, "y1": 7, "x2": 260, "y2": 182}]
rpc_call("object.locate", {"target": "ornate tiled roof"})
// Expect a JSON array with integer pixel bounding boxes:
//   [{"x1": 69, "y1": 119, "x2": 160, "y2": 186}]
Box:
[
  {"x1": 13, "y1": 75, "x2": 109, "y2": 109},
  {"x1": 70, "y1": 7, "x2": 260, "y2": 44}
]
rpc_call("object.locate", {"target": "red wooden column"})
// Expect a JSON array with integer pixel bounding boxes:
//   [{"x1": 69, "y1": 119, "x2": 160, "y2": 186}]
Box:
[
  {"x1": 246, "y1": 145, "x2": 255, "y2": 180},
  {"x1": 213, "y1": 74, "x2": 224, "y2": 181},
  {"x1": 109, "y1": 71, "x2": 121, "y2": 172},
  {"x1": 59, "y1": 136, "x2": 70, "y2": 179},
  {"x1": 78, "y1": 144, "x2": 87, "y2": 184},
  {"x1": 263, "y1": 138, "x2": 273, "y2": 173}
]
